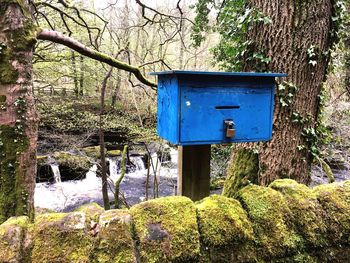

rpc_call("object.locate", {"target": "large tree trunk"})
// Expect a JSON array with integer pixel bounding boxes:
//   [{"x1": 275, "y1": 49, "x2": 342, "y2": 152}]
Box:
[
  {"x1": 0, "y1": 0, "x2": 37, "y2": 223},
  {"x1": 224, "y1": 0, "x2": 335, "y2": 195}
]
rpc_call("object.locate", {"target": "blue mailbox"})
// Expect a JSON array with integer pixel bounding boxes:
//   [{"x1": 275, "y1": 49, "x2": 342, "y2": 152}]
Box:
[{"x1": 151, "y1": 71, "x2": 287, "y2": 145}]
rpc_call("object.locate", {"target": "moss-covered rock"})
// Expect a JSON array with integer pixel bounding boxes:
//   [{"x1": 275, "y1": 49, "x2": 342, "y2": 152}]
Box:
[
  {"x1": 53, "y1": 152, "x2": 92, "y2": 180},
  {"x1": 31, "y1": 212, "x2": 94, "y2": 262},
  {"x1": 313, "y1": 181, "x2": 350, "y2": 246},
  {"x1": 196, "y1": 195, "x2": 254, "y2": 262},
  {"x1": 0, "y1": 216, "x2": 30, "y2": 263},
  {"x1": 237, "y1": 184, "x2": 303, "y2": 259},
  {"x1": 82, "y1": 146, "x2": 103, "y2": 159},
  {"x1": 1, "y1": 181, "x2": 350, "y2": 262},
  {"x1": 74, "y1": 202, "x2": 104, "y2": 224},
  {"x1": 130, "y1": 196, "x2": 200, "y2": 262},
  {"x1": 92, "y1": 209, "x2": 135, "y2": 263},
  {"x1": 269, "y1": 179, "x2": 327, "y2": 247},
  {"x1": 106, "y1": 149, "x2": 121, "y2": 157}
]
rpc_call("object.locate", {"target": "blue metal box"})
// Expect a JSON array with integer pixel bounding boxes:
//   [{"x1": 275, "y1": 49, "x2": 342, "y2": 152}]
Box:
[{"x1": 150, "y1": 71, "x2": 287, "y2": 145}]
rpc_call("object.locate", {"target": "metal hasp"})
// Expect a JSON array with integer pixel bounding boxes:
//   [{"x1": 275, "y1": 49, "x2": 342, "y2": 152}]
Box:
[{"x1": 151, "y1": 70, "x2": 287, "y2": 201}]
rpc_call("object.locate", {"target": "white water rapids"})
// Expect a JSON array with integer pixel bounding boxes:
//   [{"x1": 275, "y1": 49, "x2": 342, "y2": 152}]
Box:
[{"x1": 34, "y1": 148, "x2": 178, "y2": 211}]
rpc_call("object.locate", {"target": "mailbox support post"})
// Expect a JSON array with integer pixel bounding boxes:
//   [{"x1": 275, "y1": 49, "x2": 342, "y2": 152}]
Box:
[{"x1": 177, "y1": 145, "x2": 211, "y2": 201}]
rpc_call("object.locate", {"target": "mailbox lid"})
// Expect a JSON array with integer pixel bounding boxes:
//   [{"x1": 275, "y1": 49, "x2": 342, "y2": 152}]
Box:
[{"x1": 150, "y1": 70, "x2": 287, "y2": 78}]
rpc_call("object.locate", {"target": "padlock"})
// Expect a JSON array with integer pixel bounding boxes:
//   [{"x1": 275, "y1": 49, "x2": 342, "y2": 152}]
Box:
[{"x1": 224, "y1": 120, "x2": 235, "y2": 138}]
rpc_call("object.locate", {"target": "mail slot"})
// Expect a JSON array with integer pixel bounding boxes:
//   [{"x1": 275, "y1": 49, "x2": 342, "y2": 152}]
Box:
[{"x1": 150, "y1": 70, "x2": 287, "y2": 145}]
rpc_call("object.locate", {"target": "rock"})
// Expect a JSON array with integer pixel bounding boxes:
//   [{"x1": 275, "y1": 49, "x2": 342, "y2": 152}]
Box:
[
  {"x1": 313, "y1": 182, "x2": 350, "y2": 246},
  {"x1": 53, "y1": 151, "x2": 92, "y2": 181},
  {"x1": 196, "y1": 195, "x2": 254, "y2": 262},
  {"x1": 74, "y1": 202, "x2": 104, "y2": 224},
  {"x1": 237, "y1": 184, "x2": 303, "y2": 259},
  {"x1": 31, "y1": 212, "x2": 94, "y2": 262},
  {"x1": 0, "y1": 216, "x2": 30, "y2": 263},
  {"x1": 82, "y1": 146, "x2": 103, "y2": 159},
  {"x1": 106, "y1": 149, "x2": 121, "y2": 157},
  {"x1": 130, "y1": 196, "x2": 200, "y2": 262},
  {"x1": 92, "y1": 209, "x2": 135, "y2": 262},
  {"x1": 1, "y1": 180, "x2": 350, "y2": 262},
  {"x1": 269, "y1": 179, "x2": 328, "y2": 247}
]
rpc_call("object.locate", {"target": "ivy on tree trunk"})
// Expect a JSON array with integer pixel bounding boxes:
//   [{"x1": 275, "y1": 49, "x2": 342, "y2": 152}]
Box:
[
  {"x1": 206, "y1": 0, "x2": 342, "y2": 192},
  {"x1": 0, "y1": 0, "x2": 38, "y2": 223}
]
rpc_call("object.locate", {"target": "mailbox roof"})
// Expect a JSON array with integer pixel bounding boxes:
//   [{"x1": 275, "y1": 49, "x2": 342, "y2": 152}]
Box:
[{"x1": 150, "y1": 70, "x2": 287, "y2": 77}]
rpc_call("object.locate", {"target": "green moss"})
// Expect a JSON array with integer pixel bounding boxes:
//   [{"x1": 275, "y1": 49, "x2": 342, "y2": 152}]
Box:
[
  {"x1": 11, "y1": 20, "x2": 37, "y2": 51},
  {"x1": 0, "y1": 0, "x2": 38, "y2": 85},
  {"x1": 74, "y1": 202, "x2": 104, "y2": 224},
  {"x1": 53, "y1": 152, "x2": 91, "y2": 169},
  {"x1": 223, "y1": 149, "x2": 259, "y2": 198},
  {"x1": 237, "y1": 184, "x2": 304, "y2": 259},
  {"x1": 130, "y1": 196, "x2": 200, "y2": 262},
  {"x1": 31, "y1": 212, "x2": 94, "y2": 262},
  {"x1": 0, "y1": 95, "x2": 6, "y2": 103},
  {"x1": 319, "y1": 158, "x2": 335, "y2": 183},
  {"x1": 196, "y1": 195, "x2": 254, "y2": 262},
  {"x1": 92, "y1": 209, "x2": 135, "y2": 263},
  {"x1": 53, "y1": 151, "x2": 92, "y2": 178},
  {"x1": 313, "y1": 181, "x2": 350, "y2": 245},
  {"x1": 0, "y1": 216, "x2": 29, "y2": 262},
  {"x1": 0, "y1": 0, "x2": 37, "y2": 43},
  {"x1": 269, "y1": 179, "x2": 327, "y2": 247},
  {"x1": 106, "y1": 149, "x2": 121, "y2": 156},
  {"x1": 82, "y1": 146, "x2": 103, "y2": 159},
  {"x1": 0, "y1": 46, "x2": 19, "y2": 84},
  {"x1": 272, "y1": 253, "x2": 318, "y2": 263},
  {"x1": 35, "y1": 207, "x2": 56, "y2": 214},
  {"x1": 0, "y1": 125, "x2": 30, "y2": 224}
]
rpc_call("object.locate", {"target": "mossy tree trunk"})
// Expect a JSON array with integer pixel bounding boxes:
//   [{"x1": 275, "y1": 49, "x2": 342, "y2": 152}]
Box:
[
  {"x1": 222, "y1": 149, "x2": 259, "y2": 197},
  {"x1": 0, "y1": 0, "x2": 157, "y2": 224},
  {"x1": 0, "y1": 0, "x2": 38, "y2": 223},
  {"x1": 225, "y1": 0, "x2": 336, "y2": 196}
]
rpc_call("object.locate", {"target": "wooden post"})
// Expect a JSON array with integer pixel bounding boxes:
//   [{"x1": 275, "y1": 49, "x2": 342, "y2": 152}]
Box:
[{"x1": 177, "y1": 145, "x2": 211, "y2": 201}]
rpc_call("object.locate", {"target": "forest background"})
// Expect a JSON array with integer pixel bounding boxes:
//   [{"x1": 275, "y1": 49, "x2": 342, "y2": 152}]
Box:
[{"x1": 0, "y1": 0, "x2": 349, "y2": 222}]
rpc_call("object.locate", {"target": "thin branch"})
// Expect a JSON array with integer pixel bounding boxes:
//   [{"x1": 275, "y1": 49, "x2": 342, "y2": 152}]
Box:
[
  {"x1": 37, "y1": 29, "x2": 157, "y2": 87},
  {"x1": 139, "y1": 59, "x2": 172, "y2": 70}
]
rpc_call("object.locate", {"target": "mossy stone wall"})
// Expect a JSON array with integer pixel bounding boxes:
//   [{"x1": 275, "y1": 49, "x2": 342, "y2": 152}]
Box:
[{"x1": 0, "y1": 179, "x2": 349, "y2": 263}]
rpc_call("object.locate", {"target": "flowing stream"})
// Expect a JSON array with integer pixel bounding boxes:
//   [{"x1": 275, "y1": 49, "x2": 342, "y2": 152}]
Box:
[
  {"x1": 34, "y1": 149, "x2": 178, "y2": 212},
  {"x1": 50, "y1": 163, "x2": 61, "y2": 184},
  {"x1": 34, "y1": 146, "x2": 349, "y2": 212}
]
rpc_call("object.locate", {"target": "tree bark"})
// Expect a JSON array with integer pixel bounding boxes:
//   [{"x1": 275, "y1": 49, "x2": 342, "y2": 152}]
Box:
[
  {"x1": 225, "y1": 0, "x2": 336, "y2": 193},
  {"x1": 0, "y1": 0, "x2": 37, "y2": 223}
]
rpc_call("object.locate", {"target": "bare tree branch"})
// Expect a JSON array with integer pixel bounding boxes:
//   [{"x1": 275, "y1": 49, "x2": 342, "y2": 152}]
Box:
[{"x1": 37, "y1": 29, "x2": 157, "y2": 87}]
